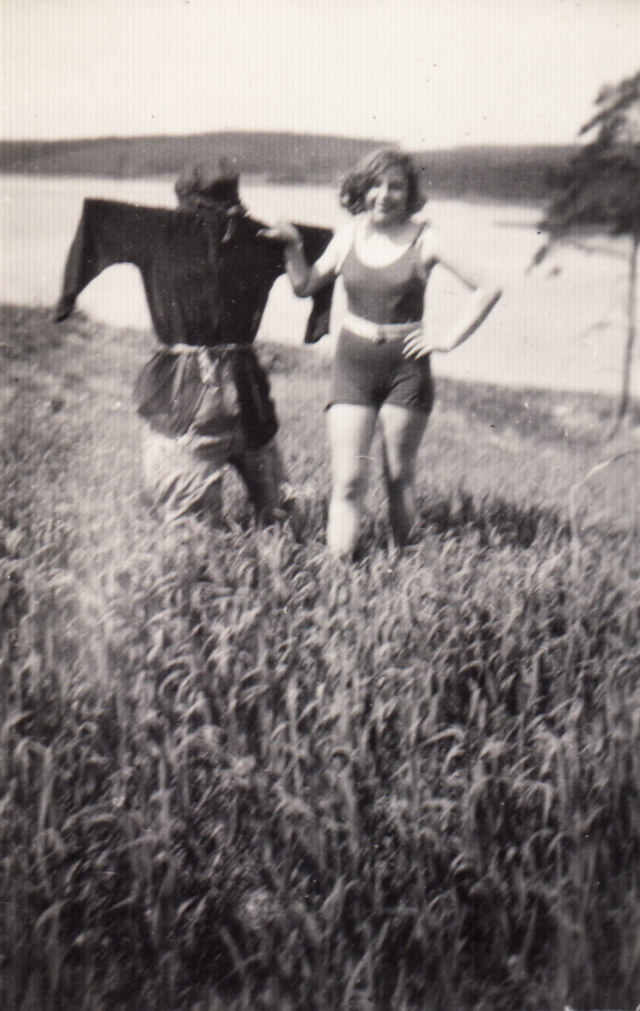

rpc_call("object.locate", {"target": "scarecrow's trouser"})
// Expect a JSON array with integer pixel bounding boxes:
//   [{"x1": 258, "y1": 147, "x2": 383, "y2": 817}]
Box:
[
  {"x1": 142, "y1": 427, "x2": 285, "y2": 523},
  {"x1": 135, "y1": 345, "x2": 283, "y2": 522}
]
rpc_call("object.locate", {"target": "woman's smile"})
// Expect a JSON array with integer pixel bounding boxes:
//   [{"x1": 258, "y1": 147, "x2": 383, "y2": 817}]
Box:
[{"x1": 366, "y1": 167, "x2": 410, "y2": 226}]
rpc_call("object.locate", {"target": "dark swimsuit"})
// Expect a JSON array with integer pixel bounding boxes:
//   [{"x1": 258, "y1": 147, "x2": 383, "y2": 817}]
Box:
[{"x1": 331, "y1": 226, "x2": 434, "y2": 413}]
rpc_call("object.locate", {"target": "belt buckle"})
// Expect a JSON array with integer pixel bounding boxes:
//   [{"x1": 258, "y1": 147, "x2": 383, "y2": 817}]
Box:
[{"x1": 374, "y1": 326, "x2": 387, "y2": 344}]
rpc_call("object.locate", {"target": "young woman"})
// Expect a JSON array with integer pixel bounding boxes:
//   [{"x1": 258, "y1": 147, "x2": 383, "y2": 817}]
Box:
[{"x1": 262, "y1": 148, "x2": 501, "y2": 557}]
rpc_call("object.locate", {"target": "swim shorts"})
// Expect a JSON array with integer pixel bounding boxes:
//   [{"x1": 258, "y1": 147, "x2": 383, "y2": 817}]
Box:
[{"x1": 330, "y1": 328, "x2": 434, "y2": 413}]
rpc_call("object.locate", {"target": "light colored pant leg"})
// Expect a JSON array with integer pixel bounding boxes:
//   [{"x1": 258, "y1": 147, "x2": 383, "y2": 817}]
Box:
[{"x1": 142, "y1": 425, "x2": 228, "y2": 522}]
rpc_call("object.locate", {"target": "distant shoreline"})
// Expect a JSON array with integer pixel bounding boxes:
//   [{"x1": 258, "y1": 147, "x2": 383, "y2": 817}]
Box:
[
  {"x1": 0, "y1": 133, "x2": 575, "y2": 203},
  {"x1": 0, "y1": 169, "x2": 546, "y2": 209}
]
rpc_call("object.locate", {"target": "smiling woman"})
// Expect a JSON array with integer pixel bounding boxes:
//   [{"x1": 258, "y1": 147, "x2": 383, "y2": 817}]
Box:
[{"x1": 261, "y1": 147, "x2": 502, "y2": 558}]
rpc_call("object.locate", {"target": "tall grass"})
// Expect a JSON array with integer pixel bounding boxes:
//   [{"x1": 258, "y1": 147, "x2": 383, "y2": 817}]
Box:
[{"x1": 1, "y1": 306, "x2": 639, "y2": 1010}]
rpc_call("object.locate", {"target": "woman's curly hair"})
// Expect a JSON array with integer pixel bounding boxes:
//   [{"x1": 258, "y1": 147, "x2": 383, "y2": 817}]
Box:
[{"x1": 339, "y1": 148, "x2": 426, "y2": 216}]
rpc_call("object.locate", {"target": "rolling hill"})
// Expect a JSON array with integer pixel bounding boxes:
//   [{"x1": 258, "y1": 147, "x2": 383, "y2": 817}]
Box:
[{"x1": 0, "y1": 131, "x2": 577, "y2": 201}]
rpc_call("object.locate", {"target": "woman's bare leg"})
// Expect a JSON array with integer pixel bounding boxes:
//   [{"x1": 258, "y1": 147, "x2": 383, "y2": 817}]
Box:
[
  {"x1": 378, "y1": 403, "x2": 428, "y2": 547},
  {"x1": 327, "y1": 404, "x2": 378, "y2": 557}
]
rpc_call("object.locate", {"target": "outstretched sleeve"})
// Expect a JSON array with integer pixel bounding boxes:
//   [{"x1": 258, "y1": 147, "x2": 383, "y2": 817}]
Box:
[{"x1": 53, "y1": 199, "x2": 170, "y2": 321}]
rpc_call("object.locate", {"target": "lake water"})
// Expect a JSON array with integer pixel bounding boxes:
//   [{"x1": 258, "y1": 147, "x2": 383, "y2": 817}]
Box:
[{"x1": 1, "y1": 173, "x2": 636, "y2": 397}]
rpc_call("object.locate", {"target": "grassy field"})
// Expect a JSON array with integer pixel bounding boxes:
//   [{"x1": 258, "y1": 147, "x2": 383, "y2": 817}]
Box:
[{"x1": 1, "y1": 304, "x2": 639, "y2": 1010}]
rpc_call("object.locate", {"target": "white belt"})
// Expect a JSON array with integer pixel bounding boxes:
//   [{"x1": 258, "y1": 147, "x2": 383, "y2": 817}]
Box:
[
  {"x1": 169, "y1": 343, "x2": 248, "y2": 354},
  {"x1": 343, "y1": 311, "x2": 421, "y2": 343}
]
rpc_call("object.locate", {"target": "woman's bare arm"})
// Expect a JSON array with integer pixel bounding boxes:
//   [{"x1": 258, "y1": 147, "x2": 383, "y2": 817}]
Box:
[
  {"x1": 404, "y1": 230, "x2": 502, "y2": 358},
  {"x1": 258, "y1": 221, "x2": 341, "y2": 296}
]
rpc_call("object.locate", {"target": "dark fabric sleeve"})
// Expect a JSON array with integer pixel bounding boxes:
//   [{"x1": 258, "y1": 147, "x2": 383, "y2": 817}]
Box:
[
  {"x1": 293, "y1": 223, "x2": 335, "y2": 344},
  {"x1": 52, "y1": 199, "x2": 171, "y2": 322}
]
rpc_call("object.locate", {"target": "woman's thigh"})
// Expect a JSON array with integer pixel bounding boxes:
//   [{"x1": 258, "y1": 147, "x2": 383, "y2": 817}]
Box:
[
  {"x1": 327, "y1": 404, "x2": 378, "y2": 488},
  {"x1": 378, "y1": 403, "x2": 429, "y2": 480}
]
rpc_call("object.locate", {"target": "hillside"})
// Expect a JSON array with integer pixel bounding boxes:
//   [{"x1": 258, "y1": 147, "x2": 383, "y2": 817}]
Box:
[
  {"x1": 0, "y1": 132, "x2": 386, "y2": 183},
  {"x1": 412, "y1": 143, "x2": 576, "y2": 201},
  {"x1": 0, "y1": 131, "x2": 577, "y2": 200}
]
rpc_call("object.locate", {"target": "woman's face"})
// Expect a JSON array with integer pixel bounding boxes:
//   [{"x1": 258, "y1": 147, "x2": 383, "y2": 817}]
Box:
[{"x1": 365, "y1": 166, "x2": 410, "y2": 226}]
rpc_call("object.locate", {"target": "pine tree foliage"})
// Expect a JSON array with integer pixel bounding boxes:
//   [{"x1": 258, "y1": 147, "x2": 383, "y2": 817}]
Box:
[
  {"x1": 538, "y1": 70, "x2": 640, "y2": 239},
  {"x1": 534, "y1": 70, "x2": 640, "y2": 431}
]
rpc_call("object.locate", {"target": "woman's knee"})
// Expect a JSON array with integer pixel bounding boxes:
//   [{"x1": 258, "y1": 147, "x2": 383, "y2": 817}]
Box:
[
  {"x1": 333, "y1": 467, "x2": 368, "y2": 503},
  {"x1": 380, "y1": 408, "x2": 426, "y2": 484},
  {"x1": 383, "y1": 457, "x2": 417, "y2": 490}
]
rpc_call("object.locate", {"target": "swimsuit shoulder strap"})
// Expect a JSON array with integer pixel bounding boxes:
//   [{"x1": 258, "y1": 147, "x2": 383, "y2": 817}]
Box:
[
  {"x1": 409, "y1": 222, "x2": 427, "y2": 246},
  {"x1": 411, "y1": 222, "x2": 433, "y2": 281},
  {"x1": 335, "y1": 220, "x2": 358, "y2": 273}
]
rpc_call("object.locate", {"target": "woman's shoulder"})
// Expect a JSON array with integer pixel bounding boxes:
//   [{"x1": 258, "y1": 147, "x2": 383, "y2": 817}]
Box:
[
  {"x1": 334, "y1": 219, "x2": 358, "y2": 243},
  {"x1": 410, "y1": 216, "x2": 444, "y2": 263},
  {"x1": 311, "y1": 220, "x2": 355, "y2": 275},
  {"x1": 409, "y1": 211, "x2": 431, "y2": 235},
  {"x1": 326, "y1": 220, "x2": 357, "y2": 270}
]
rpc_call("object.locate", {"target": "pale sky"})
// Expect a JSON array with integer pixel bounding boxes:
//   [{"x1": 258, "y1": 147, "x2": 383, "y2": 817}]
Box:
[{"x1": 2, "y1": 0, "x2": 639, "y2": 149}]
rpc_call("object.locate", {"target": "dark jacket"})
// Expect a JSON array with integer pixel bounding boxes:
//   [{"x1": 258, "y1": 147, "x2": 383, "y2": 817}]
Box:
[
  {"x1": 54, "y1": 198, "x2": 334, "y2": 448},
  {"x1": 54, "y1": 198, "x2": 333, "y2": 345}
]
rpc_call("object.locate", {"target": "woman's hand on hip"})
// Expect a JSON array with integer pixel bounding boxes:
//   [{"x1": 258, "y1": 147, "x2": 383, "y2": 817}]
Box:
[{"x1": 403, "y1": 329, "x2": 451, "y2": 359}]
